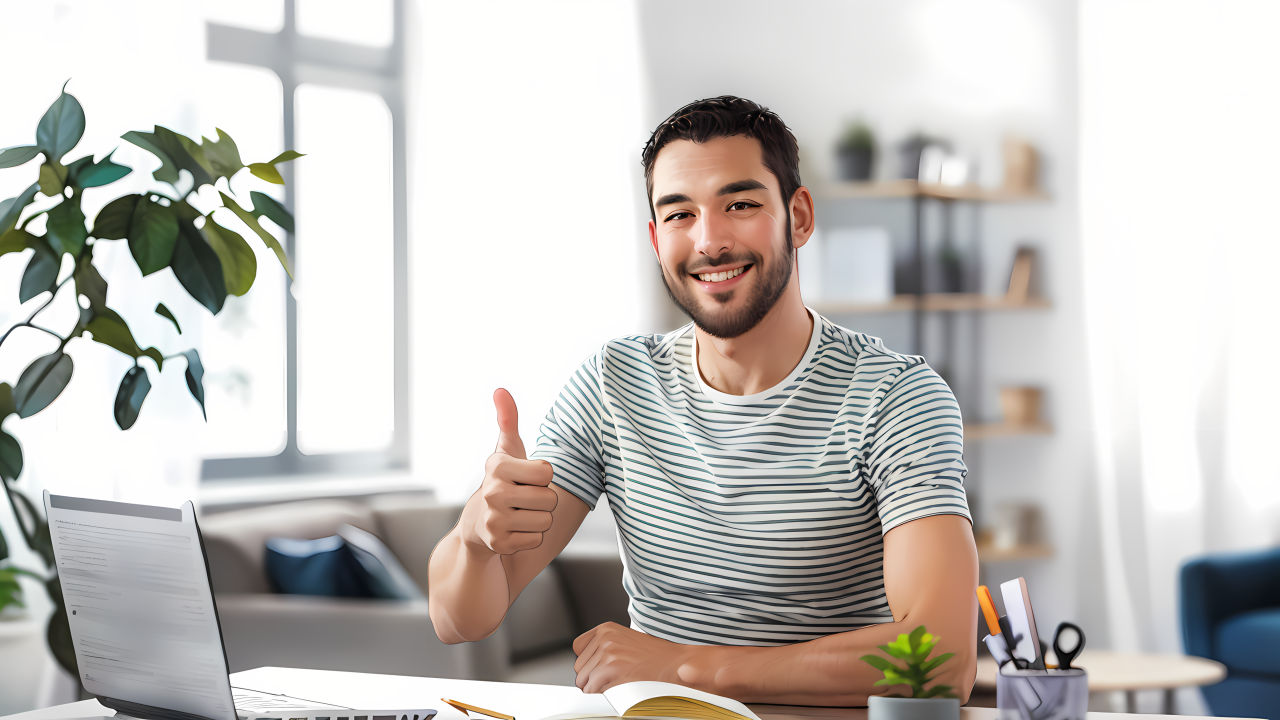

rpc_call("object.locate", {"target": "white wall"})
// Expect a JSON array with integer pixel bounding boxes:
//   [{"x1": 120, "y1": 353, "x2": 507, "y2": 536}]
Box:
[{"x1": 636, "y1": 0, "x2": 1103, "y2": 642}]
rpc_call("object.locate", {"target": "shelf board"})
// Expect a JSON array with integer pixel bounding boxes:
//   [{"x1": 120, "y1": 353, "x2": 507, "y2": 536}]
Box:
[
  {"x1": 813, "y1": 294, "x2": 1051, "y2": 315},
  {"x1": 977, "y1": 541, "x2": 1055, "y2": 562},
  {"x1": 819, "y1": 179, "x2": 1050, "y2": 202},
  {"x1": 964, "y1": 422, "x2": 1053, "y2": 440}
]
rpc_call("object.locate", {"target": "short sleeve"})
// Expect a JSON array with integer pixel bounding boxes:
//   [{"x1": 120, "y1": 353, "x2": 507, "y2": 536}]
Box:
[
  {"x1": 865, "y1": 361, "x2": 971, "y2": 534},
  {"x1": 530, "y1": 352, "x2": 608, "y2": 510}
]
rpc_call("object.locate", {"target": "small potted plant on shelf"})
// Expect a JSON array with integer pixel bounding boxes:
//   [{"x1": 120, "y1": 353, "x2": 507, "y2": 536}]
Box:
[
  {"x1": 861, "y1": 625, "x2": 960, "y2": 720},
  {"x1": 836, "y1": 119, "x2": 876, "y2": 181}
]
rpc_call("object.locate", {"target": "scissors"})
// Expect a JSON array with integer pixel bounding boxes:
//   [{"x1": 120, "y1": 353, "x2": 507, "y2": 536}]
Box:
[{"x1": 1052, "y1": 621, "x2": 1086, "y2": 670}]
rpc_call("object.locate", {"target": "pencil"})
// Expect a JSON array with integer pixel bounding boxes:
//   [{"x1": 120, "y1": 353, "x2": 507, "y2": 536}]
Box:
[
  {"x1": 442, "y1": 699, "x2": 515, "y2": 720},
  {"x1": 976, "y1": 585, "x2": 1002, "y2": 636}
]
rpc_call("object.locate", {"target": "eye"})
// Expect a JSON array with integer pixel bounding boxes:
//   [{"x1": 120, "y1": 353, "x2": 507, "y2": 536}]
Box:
[
  {"x1": 664, "y1": 211, "x2": 694, "y2": 223},
  {"x1": 727, "y1": 200, "x2": 761, "y2": 212}
]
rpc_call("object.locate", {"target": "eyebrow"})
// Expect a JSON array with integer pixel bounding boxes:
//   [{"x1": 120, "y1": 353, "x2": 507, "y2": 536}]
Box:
[{"x1": 654, "y1": 179, "x2": 768, "y2": 209}]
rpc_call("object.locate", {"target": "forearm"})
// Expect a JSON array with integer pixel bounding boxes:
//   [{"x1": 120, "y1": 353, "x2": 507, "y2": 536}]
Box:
[{"x1": 427, "y1": 496, "x2": 511, "y2": 643}]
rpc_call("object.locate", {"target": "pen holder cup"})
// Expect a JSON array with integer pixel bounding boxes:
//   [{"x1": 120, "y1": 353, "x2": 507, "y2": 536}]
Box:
[{"x1": 996, "y1": 665, "x2": 1088, "y2": 720}]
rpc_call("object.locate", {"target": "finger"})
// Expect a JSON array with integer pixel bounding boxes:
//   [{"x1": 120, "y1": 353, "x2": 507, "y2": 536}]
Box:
[
  {"x1": 489, "y1": 531, "x2": 544, "y2": 555},
  {"x1": 493, "y1": 388, "x2": 527, "y2": 459},
  {"x1": 505, "y1": 509, "x2": 553, "y2": 533},
  {"x1": 504, "y1": 485, "x2": 559, "y2": 512},
  {"x1": 490, "y1": 457, "x2": 554, "y2": 488},
  {"x1": 574, "y1": 633, "x2": 603, "y2": 681},
  {"x1": 576, "y1": 641, "x2": 609, "y2": 692},
  {"x1": 573, "y1": 626, "x2": 599, "y2": 656}
]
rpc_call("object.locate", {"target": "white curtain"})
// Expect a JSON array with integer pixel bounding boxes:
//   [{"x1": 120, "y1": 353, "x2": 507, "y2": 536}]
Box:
[{"x1": 1080, "y1": 0, "x2": 1280, "y2": 665}]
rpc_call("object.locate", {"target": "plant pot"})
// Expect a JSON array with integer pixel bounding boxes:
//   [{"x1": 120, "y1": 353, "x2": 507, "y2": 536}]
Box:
[
  {"x1": 837, "y1": 147, "x2": 874, "y2": 181},
  {"x1": 867, "y1": 696, "x2": 960, "y2": 720}
]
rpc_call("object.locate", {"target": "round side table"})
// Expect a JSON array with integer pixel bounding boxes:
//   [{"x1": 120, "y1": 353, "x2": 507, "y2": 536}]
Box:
[{"x1": 975, "y1": 649, "x2": 1226, "y2": 713}]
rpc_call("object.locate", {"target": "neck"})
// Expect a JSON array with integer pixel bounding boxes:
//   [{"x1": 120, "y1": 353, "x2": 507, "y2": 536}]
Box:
[{"x1": 694, "y1": 281, "x2": 814, "y2": 396}]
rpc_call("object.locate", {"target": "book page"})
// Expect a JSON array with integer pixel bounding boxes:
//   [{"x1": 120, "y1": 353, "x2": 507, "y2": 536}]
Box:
[{"x1": 603, "y1": 682, "x2": 760, "y2": 720}]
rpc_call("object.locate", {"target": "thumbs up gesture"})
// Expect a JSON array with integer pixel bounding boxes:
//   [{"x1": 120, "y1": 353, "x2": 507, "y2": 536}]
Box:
[{"x1": 467, "y1": 389, "x2": 558, "y2": 555}]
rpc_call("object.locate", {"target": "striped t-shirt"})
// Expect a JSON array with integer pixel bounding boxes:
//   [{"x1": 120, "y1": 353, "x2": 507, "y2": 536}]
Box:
[{"x1": 532, "y1": 311, "x2": 970, "y2": 646}]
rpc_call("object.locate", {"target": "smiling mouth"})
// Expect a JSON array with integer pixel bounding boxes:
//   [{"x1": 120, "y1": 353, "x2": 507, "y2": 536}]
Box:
[{"x1": 692, "y1": 264, "x2": 751, "y2": 283}]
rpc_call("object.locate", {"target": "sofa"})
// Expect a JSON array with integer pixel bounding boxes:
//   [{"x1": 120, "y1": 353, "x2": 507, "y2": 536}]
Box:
[
  {"x1": 1180, "y1": 545, "x2": 1280, "y2": 720},
  {"x1": 198, "y1": 493, "x2": 629, "y2": 685}
]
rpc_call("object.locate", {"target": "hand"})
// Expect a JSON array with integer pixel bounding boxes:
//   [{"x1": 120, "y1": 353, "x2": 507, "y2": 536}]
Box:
[
  {"x1": 573, "y1": 622, "x2": 708, "y2": 693},
  {"x1": 466, "y1": 389, "x2": 558, "y2": 555}
]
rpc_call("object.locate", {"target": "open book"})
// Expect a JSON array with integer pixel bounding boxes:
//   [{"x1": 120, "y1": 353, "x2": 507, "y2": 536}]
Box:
[{"x1": 540, "y1": 682, "x2": 761, "y2": 720}]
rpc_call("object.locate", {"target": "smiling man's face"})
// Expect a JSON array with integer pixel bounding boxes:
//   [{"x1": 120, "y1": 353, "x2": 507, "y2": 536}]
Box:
[{"x1": 648, "y1": 134, "x2": 797, "y2": 339}]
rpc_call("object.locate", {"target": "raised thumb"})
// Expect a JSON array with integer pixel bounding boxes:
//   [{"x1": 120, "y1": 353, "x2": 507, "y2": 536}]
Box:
[{"x1": 493, "y1": 388, "x2": 527, "y2": 459}]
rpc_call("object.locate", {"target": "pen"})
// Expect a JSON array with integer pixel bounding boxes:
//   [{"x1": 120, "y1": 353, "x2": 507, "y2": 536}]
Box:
[
  {"x1": 976, "y1": 586, "x2": 1012, "y2": 666},
  {"x1": 442, "y1": 699, "x2": 514, "y2": 720}
]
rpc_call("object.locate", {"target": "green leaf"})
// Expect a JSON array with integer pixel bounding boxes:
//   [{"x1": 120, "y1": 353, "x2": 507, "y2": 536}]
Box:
[
  {"x1": 247, "y1": 162, "x2": 284, "y2": 184},
  {"x1": 0, "y1": 228, "x2": 34, "y2": 258},
  {"x1": 202, "y1": 128, "x2": 244, "y2": 180},
  {"x1": 250, "y1": 191, "x2": 294, "y2": 233},
  {"x1": 220, "y1": 191, "x2": 291, "y2": 277},
  {"x1": 46, "y1": 581, "x2": 77, "y2": 677},
  {"x1": 908, "y1": 625, "x2": 927, "y2": 652},
  {"x1": 0, "y1": 429, "x2": 21, "y2": 482},
  {"x1": 84, "y1": 308, "x2": 163, "y2": 370},
  {"x1": 37, "y1": 162, "x2": 67, "y2": 197},
  {"x1": 860, "y1": 655, "x2": 898, "y2": 672},
  {"x1": 0, "y1": 528, "x2": 8, "y2": 563},
  {"x1": 880, "y1": 641, "x2": 912, "y2": 660},
  {"x1": 70, "y1": 149, "x2": 131, "y2": 188},
  {"x1": 74, "y1": 255, "x2": 108, "y2": 311},
  {"x1": 6, "y1": 489, "x2": 52, "y2": 568},
  {"x1": 0, "y1": 146, "x2": 40, "y2": 169},
  {"x1": 19, "y1": 239, "x2": 59, "y2": 303},
  {"x1": 170, "y1": 222, "x2": 227, "y2": 314},
  {"x1": 92, "y1": 193, "x2": 140, "y2": 239},
  {"x1": 203, "y1": 216, "x2": 256, "y2": 296},
  {"x1": 0, "y1": 184, "x2": 39, "y2": 234},
  {"x1": 128, "y1": 196, "x2": 178, "y2": 275},
  {"x1": 13, "y1": 351, "x2": 73, "y2": 418},
  {"x1": 113, "y1": 366, "x2": 151, "y2": 430},
  {"x1": 46, "y1": 197, "x2": 88, "y2": 257},
  {"x1": 0, "y1": 383, "x2": 14, "y2": 421},
  {"x1": 179, "y1": 349, "x2": 206, "y2": 420},
  {"x1": 123, "y1": 126, "x2": 213, "y2": 188},
  {"x1": 36, "y1": 89, "x2": 85, "y2": 162},
  {"x1": 155, "y1": 303, "x2": 181, "y2": 333},
  {"x1": 921, "y1": 652, "x2": 954, "y2": 674},
  {"x1": 268, "y1": 150, "x2": 304, "y2": 165}
]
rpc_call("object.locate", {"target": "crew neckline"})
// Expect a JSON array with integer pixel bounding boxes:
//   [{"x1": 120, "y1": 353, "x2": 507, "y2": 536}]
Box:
[{"x1": 690, "y1": 307, "x2": 822, "y2": 406}]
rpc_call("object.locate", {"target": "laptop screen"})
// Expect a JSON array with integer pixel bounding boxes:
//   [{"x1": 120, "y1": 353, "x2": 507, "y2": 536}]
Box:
[{"x1": 44, "y1": 492, "x2": 237, "y2": 720}]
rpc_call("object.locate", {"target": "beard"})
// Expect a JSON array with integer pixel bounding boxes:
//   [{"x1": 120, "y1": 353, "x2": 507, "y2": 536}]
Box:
[{"x1": 661, "y1": 239, "x2": 794, "y2": 340}]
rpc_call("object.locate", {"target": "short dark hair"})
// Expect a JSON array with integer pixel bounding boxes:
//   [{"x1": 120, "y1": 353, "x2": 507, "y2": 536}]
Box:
[{"x1": 641, "y1": 96, "x2": 802, "y2": 224}]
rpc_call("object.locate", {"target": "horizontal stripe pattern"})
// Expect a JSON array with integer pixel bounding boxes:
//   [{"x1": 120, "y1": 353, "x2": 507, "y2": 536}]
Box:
[{"x1": 532, "y1": 313, "x2": 969, "y2": 646}]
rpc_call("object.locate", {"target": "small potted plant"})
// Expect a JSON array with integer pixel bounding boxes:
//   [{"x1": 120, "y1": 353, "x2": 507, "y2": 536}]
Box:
[
  {"x1": 836, "y1": 119, "x2": 876, "y2": 181},
  {"x1": 861, "y1": 625, "x2": 960, "y2": 720}
]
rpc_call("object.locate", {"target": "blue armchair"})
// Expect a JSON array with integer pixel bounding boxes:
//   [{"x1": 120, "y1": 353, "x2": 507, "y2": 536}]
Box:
[{"x1": 1180, "y1": 546, "x2": 1280, "y2": 720}]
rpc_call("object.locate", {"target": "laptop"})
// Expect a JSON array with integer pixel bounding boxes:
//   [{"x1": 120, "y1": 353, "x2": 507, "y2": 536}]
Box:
[{"x1": 43, "y1": 492, "x2": 437, "y2": 720}]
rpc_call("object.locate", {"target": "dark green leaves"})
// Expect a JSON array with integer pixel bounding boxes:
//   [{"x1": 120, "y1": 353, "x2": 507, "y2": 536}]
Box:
[
  {"x1": 155, "y1": 303, "x2": 181, "y2": 333},
  {"x1": 13, "y1": 351, "x2": 73, "y2": 418},
  {"x1": 171, "y1": 223, "x2": 227, "y2": 314},
  {"x1": 203, "y1": 216, "x2": 256, "y2": 296},
  {"x1": 1, "y1": 184, "x2": 39, "y2": 234},
  {"x1": 250, "y1": 191, "x2": 294, "y2": 233},
  {"x1": 113, "y1": 366, "x2": 151, "y2": 430},
  {"x1": 74, "y1": 255, "x2": 108, "y2": 311},
  {"x1": 123, "y1": 126, "x2": 213, "y2": 188},
  {"x1": 0, "y1": 146, "x2": 40, "y2": 169},
  {"x1": 38, "y1": 162, "x2": 68, "y2": 196},
  {"x1": 221, "y1": 191, "x2": 291, "y2": 277},
  {"x1": 128, "y1": 196, "x2": 178, "y2": 275},
  {"x1": 84, "y1": 308, "x2": 163, "y2": 370},
  {"x1": 19, "y1": 239, "x2": 59, "y2": 303},
  {"x1": 179, "y1": 349, "x2": 206, "y2": 420},
  {"x1": 69, "y1": 149, "x2": 131, "y2": 188},
  {"x1": 46, "y1": 577, "x2": 77, "y2": 676},
  {"x1": 46, "y1": 197, "x2": 87, "y2": 257},
  {"x1": 248, "y1": 150, "x2": 304, "y2": 184},
  {"x1": 0, "y1": 229, "x2": 33, "y2": 259},
  {"x1": 0, "y1": 430, "x2": 21, "y2": 483},
  {"x1": 92, "y1": 193, "x2": 139, "y2": 239},
  {"x1": 203, "y1": 129, "x2": 244, "y2": 180},
  {"x1": 36, "y1": 88, "x2": 85, "y2": 163}
]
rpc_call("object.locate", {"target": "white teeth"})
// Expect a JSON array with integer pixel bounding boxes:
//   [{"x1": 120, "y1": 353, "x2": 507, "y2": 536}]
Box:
[{"x1": 698, "y1": 267, "x2": 745, "y2": 283}]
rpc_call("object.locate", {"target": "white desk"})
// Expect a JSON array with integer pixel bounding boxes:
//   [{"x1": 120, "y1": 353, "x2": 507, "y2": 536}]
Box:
[{"x1": 0, "y1": 666, "x2": 1247, "y2": 720}]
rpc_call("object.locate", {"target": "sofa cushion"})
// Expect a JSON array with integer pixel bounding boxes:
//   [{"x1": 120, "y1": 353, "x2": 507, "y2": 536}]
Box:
[
  {"x1": 1216, "y1": 607, "x2": 1280, "y2": 675},
  {"x1": 266, "y1": 535, "x2": 373, "y2": 597}
]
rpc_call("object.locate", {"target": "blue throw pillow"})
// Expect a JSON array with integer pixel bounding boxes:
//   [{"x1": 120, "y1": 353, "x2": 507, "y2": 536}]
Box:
[{"x1": 264, "y1": 527, "x2": 423, "y2": 600}]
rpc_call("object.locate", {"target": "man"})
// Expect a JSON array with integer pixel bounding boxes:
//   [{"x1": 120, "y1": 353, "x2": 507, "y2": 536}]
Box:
[{"x1": 428, "y1": 96, "x2": 978, "y2": 706}]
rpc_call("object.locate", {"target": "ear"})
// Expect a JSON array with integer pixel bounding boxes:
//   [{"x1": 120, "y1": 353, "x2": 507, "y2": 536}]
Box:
[
  {"x1": 789, "y1": 186, "x2": 816, "y2": 249},
  {"x1": 648, "y1": 218, "x2": 660, "y2": 260}
]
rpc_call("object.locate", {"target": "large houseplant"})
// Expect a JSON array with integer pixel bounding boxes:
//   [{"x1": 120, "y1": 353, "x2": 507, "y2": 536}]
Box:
[{"x1": 0, "y1": 84, "x2": 299, "y2": 677}]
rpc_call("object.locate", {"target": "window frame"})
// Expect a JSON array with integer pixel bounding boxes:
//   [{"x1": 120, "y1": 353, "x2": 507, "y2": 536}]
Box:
[{"x1": 201, "y1": 0, "x2": 409, "y2": 479}]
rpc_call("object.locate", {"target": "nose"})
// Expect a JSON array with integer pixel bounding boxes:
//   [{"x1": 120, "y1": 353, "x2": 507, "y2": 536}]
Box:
[{"x1": 692, "y1": 207, "x2": 735, "y2": 259}]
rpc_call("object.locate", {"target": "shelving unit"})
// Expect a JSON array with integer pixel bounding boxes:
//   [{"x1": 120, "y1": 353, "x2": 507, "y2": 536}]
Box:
[{"x1": 815, "y1": 177, "x2": 1054, "y2": 564}]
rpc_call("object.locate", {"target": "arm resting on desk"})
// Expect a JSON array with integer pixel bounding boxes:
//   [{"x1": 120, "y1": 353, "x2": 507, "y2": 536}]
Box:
[{"x1": 571, "y1": 514, "x2": 978, "y2": 706}]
